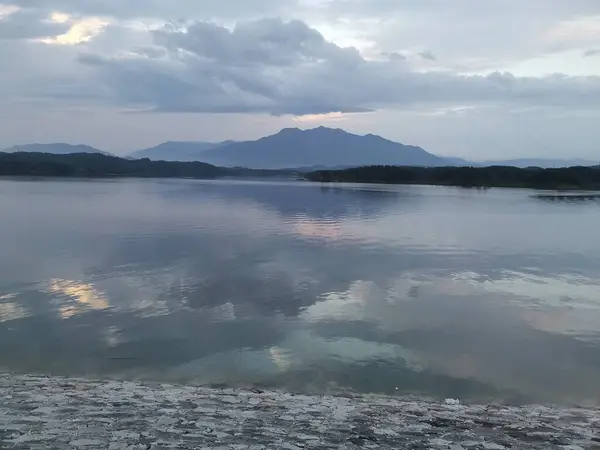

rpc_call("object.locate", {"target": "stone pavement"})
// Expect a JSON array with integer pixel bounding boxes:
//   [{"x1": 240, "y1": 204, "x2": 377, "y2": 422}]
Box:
[{"x1": 1, "y1": 373, "x2": 599, "y2": 449}]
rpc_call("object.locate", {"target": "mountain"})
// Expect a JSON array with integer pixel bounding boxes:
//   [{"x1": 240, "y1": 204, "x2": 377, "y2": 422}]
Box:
[
  {"x1": 12, "y1": 136, "x2": 595, "y2": 170},
  {"x1": 2, "y1": 143, "x2": 114, "y2": 156},
  {"x1": 129, "y1": 141, "x2": 234, "y2": 161},
  {"x1": 442, "y1": 156, "x2": 473, "y2": 166},
  {"x1": 197, "y1": 127, "x2": 444, "y2": 169}
]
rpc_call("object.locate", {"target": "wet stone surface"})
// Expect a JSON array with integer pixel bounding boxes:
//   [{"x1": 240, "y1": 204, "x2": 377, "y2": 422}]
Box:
[{"x1": 1, "y1": 373, "x2": 599, "y2": 449}]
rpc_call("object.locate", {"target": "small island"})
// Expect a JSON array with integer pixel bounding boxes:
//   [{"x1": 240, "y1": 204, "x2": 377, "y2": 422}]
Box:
[{"x1": 307, "y1": 165, "x2": 600, "y2": 190}]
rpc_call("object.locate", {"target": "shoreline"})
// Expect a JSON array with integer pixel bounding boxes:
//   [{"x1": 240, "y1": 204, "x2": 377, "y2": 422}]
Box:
[
  {"x1": 310, "y1": 179, "x2": 600, "y2": 192},
  {"x1": 1, "y1": 373, "x2": 599, "y2": 449},
  {"x1": 3, "y1": 174, "x2": 600, "y2": 194}
]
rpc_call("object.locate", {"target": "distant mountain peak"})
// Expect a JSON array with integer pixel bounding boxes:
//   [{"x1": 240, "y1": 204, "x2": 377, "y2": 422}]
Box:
[
  {"x1": 276, "y1": 127, "x2": 302, "y2": 135},
  {"x1": 313, "y1": 126, "x2": 346, "y2": 133},
  {"x1": 196, "y1": 126, "x2": 444, "y2": 169},
  {"x1": 364, "y1": 132, "x2": 389, "y2": 141},
  {"x1": 277, "y1": 126, "x2": 347, "y2": 135}
]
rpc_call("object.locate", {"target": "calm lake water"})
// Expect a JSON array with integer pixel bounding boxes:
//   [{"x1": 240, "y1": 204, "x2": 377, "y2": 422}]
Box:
[{"x1": 1, "y1": 178, "x2": 600, "y2": 405}]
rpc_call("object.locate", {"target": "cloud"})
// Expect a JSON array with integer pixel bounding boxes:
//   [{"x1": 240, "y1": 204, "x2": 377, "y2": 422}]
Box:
[
  {"x1": 12, "y1": 0, "x2": 297, "y2": 20},
  {"x1": 320, "y1": 0, "x2": 600, "y2": 72},
  {"x1": 40, "y1": 15, "x2": 109, "y2": 45},
  {"x1": 583, "y1": 49, "x2": 600, "y2": 57},
  {"x1": 1, "y1": 0, "x2": 600, "y2": 158},
  {"x1": 381, "y1": 52, "x2": 406, "y2": 61},
  {"x1": 0, "y1": 8, "x2": 70, "y2": 40},
  {"x1": 542, "y1": 15, "x2": 600, "y2": 52},
  {"x1": 72, "y1": 18, "x2": 600, "y2": 116},
  {"x1": 0, "y1": 8, "x2": 108, "y2": 50},
  {"x1": 418, "y1": 50, "x2": 436, "y2": 61}
]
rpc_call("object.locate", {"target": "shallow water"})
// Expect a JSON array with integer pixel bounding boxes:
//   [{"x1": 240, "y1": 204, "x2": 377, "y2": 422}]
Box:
[{"x1": 1, "y1": 178, "x2": 600, "y2": 404}]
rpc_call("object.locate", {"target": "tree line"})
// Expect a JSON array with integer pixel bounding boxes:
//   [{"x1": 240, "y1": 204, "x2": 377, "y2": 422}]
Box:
[
  {"x1": 307, "y1": 165, "x2": 600, "y2": 190},
  {"x1": 0, "y1": 152, "x2": 299, "y2": 179},
  {"x1": 0, "y1": 152, "x2": 226, "y2": 178},
  {"x1": 3, "y1": 153, "x2": 599, "y2": 190}
]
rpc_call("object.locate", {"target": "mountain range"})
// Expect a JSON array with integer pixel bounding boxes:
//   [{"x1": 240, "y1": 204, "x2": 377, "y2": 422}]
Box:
[
  {"x1": 2, "y1": 128, "x2": 598, "y2": 169},
  {"x1": 2, "y1": 143, "x2": 115, "y2": 157},
  {"x1": 129, "y1": 141, "x2": 236, "y2": 161}
]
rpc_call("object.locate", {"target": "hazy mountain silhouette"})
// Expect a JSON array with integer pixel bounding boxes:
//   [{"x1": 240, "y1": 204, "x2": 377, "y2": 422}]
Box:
[
  {"x1": 130, "y1": 141, "x2": 235, "y2": 161},
  {"x1": 443, "y1": 156, "x2": 472, "y2": 166},
  {"x1": 197, "y1": 127, "x2": 444, "y2": 169},
  {"x1": 3, "y1": 143, "x2": 114, "y2": 156},
  {"x1": 8, "y1": 136, "x2": 598, "y2": 170}
]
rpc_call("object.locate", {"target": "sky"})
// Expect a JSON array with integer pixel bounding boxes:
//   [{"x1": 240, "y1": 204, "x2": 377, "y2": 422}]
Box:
[{"x1": 1, "y1": 0, "x2": 600, "y2": 160}]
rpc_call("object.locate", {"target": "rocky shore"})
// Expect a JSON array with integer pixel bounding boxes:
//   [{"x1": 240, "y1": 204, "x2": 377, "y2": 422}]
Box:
[{"x1": 1, "y1": 373, "x2": 599, "y2": 449}]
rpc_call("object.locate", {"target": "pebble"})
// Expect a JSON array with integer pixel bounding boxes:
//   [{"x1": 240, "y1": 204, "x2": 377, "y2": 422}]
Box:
[{"x1": 1, "y1": 372, "x2": 599, "y2": 449}]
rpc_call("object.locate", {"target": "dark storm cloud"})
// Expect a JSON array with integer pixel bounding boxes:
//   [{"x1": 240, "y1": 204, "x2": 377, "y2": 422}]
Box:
[{"x1": 74, "y1": 18, "x2": 600, "y2": 115}]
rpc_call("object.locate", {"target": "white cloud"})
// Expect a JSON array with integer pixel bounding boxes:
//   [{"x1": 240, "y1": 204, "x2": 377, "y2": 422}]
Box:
[
  {"x1": 0, "y1": 7, "x2": 70, "y2": 39},
  {"x1": 12, "y1": 0, "x2": 298, "y2": 20},
  {"x1": 318, "y1": 0, "x2": 600, "y2": 73},
  {"x1": 69, "y1": 19, "x2": 600, "y2": 116},
  {"x1": 40, "y1": 14, "x2": 109, "y2": 45},
  {"x1": 584, "y1": 49, "x2": 600, "y2": 57},
  {"x1": 1, "y1": 0, "x2": 600, "y2": 157},
  {"x1": 0, "y1": 4, "x2": 19, "y2": 17}
]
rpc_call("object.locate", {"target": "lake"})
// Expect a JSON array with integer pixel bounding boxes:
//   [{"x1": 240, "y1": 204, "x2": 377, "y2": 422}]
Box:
[{"x1": 1, "y1": 178, "x2": 600, "y2": 405}]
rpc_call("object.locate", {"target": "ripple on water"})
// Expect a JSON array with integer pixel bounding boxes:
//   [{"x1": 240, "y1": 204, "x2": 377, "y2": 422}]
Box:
[{"x1": 1, "y1": 179, "x2": 600, "y2": 404}]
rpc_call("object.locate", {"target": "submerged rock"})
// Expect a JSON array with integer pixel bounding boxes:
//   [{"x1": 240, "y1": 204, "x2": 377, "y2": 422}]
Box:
[{"x1": 1, "y1": 373, "x2": 599, "y2": 449}]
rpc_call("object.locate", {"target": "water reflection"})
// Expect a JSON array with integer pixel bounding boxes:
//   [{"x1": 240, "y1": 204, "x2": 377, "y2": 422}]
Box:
[
  {"x1": 0, "y1": 179, "x2": 600, "y2": 405},
  {"x1": 155, "y1": 181, "x2": 410, "y2": 220},
  {"x1": 0, "y1": 301, "x2": 27, "y2": 322},
  {"x1": 304, "y1": 273, "x2": 600, "y2": 403},
  {"x1": 48, "y1": 279, "x2": 110, "y2": 319}
]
